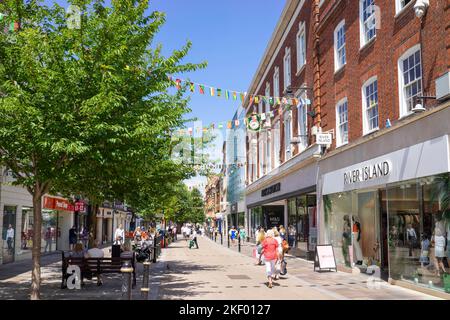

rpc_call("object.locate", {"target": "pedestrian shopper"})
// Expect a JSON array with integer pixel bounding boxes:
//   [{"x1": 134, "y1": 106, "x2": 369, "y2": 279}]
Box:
[
  {"x1": 80, "y1": 226, "x2": 88, "y2": 249},
  {"x1": 229, "y1": 226, "x2": 238, "y2": 245},
  {"x1": 288, "y1": 225, "x2": 296, "y2": 247},
  {"x1": 255, "y1": 227, "x2": 266, "y2": 265},
  {"x1": 239, "y1": 226, "x2": 247, "y2": 243},
  {"x1": 185, "y1": 225, "x2": 191, "y2": 240},
  {"x1": 70, "y1": 243, "x2": 85, "y2": 258},
  {"x1": 190, "y1": 228, "x2": 199, "y2": 249},
  {"x1": 279, "y1": 225, "x2": 286, "y2": 241},
  {"x1": 406, "y1": 224, "x2": 418, "y2": 257},
  {"x1": 173, "y1": 225, "x2": 177, "y2": 240},
  {"x1": 85, "y1": 240, "x2": 105, "y2": 286},
  {"x1": 273, "y1": 228, "x2": 284, "y2": 263},
  {"x1": 261, "y1": 229, "x2": 279, "y2": 288},
  {"x1": 69, "y1": 225, "x2": 77, "y2": 250},
  {"x1": 6, "y1": 224, "x2": 14, "y2": 254},
  {"x1": 44, "y1": 227, "x2": 52, "y2": 252},
  {"x1": 120, "y1": 242, "x2": 134, "y2": 259},
  {"x1": 133, "y1": 226, "x2": 142, "y2": 243},
  {"x1": 114, "y1": 224, "x2": 125, "y2": 245}
]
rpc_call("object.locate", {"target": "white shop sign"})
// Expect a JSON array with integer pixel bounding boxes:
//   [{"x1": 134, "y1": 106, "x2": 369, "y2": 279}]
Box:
[
  {"x1": 322, "y1": 135, "x2": 450, "y2": 195},
  {"x1": 316, "y1": 133, "x2": 332, "y2": 145}
]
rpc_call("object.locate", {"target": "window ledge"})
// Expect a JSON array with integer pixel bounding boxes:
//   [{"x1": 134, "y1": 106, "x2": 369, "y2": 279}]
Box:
[
  {"x1": 334, "y1": 64, "x2": 346, "y2": 76},
  {"x1": 394, "y1": 1, "x2": 415, "y2": 19},
  {"x1": 359, "y1": 36, "x2": 376, "y2": 53},
  {"x1": 296, "y1": 64, "x2": 306, "y2": 77},
  {"x1": 336, "y1": 142, "x2": 348, "y2": 149},
  {"x1": 362, "y1": 128, "x2": 379, "y2": 136},
  {"x1": 399, "y1": 111, "x2": 417, "y2": 120}
]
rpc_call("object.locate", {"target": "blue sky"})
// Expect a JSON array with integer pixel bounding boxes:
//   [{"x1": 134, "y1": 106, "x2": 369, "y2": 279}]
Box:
[
  {"x1": 42, "y1": 0, "x2": 286, "y2": 190},
  {"x1": 43, "y1": 0, "x2": 286, "y2": 128}
]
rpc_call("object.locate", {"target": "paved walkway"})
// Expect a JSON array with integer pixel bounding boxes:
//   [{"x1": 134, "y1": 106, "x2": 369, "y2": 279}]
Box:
[
  {"x1": 0, "y1": 236, "x2": 444, "y2": 300},
  {"x1": 149, "y1": 235, "x2": 442, "y2": 300}
]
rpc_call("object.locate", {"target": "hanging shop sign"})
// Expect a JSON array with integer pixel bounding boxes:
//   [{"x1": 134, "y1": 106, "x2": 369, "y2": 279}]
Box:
[
  {"x1": 261, "y1": 183, "x2": 281, "y2": 197},
  {"x1": 314, "y1": 244, "x2": 337, "y2": 272},
  {"x1": 74, "y1": 201, "x2": 86, "y2": 213},
  {"x1": 43, "y1": 196, "x2": 75, "y2": 212},
  {"x1": 316, "y1": 133, "x2": 333, "y2": 145},
  {"x1": 246, "y1": 114, "x2": 261, "y2": 132}
]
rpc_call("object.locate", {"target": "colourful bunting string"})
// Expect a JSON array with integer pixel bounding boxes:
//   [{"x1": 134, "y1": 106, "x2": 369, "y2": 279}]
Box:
[{"x1": 199, "y1": 85, "x2": 205, "y2": 94}]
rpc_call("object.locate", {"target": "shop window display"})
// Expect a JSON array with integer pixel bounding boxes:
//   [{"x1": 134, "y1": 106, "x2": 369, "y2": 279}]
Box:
[
  {"x1": 386, "y1": 173, "x2": 449, "y2": 291},
  {"x1": 324, "y1": 191, "x2": 380, "y2": 269},
  {"x1": 23, "y1": 209, "x2": 58, "y2": 254}
]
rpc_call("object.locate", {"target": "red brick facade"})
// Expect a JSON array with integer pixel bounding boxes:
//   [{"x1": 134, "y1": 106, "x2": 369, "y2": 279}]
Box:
[{"x1": 246, "y1": 0, "x2": 449, "y2": 185}]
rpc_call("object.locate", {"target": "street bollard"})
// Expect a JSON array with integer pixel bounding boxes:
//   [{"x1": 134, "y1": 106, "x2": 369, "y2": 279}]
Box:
[
  {"x1": 227, "y1": 233, "x2": 230, "y2": 248},
  {"x1": 141, "y1": 261, "x2": 150, "y2": 300},
  {"x1": 153, "y1": 237, "x2": 157, "y2": 263},
  {"x1": 121, "y1": 261, "x2": 134, "y2": 300},
  {"x1": 238, "y1": 235, "x2": 241, "y2": 252},
  {"x1": 220, "y1": 232, "x2": 223, "y2": 245}
]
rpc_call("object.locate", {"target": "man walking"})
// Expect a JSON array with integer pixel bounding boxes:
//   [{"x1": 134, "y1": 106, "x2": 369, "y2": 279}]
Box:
[
  {"x1": 191, "y1": 228, "x2": 199, "y2": 249},
  {"x1": 6, "y1": 224, "x2": 14, "y2": 254},
  {"x1": 114, "y1": 224, "x2": 125, "y2": 245}
]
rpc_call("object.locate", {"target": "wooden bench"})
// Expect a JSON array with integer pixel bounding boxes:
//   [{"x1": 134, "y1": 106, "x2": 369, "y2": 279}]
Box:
[{"x1": 61, "y1": 251, "x2": 136, "y2": 289}]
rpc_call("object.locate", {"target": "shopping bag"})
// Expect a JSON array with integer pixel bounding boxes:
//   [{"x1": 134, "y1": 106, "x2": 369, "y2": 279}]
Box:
[
  {"x1": 275, "y1": 260, "x2": 282, "y2": 274},
  {"x1": 444, "y1": 273, "x2": 450, "y2": 293},
  {"x1": 280, "y1": 259, "x2": 287, "y2": 275}
]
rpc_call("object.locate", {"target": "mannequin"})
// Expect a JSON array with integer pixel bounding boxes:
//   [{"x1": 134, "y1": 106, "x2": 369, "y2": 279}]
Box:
[
  {"x1": 342, "y1": 215, "x2": 352, "y2": 267},
  {"x1": 352, "y1": 216, "x2": 363, "y2": 265}
]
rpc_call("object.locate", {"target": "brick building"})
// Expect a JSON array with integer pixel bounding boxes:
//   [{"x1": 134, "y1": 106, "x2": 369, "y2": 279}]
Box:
[{"x1": 244, "y1": 0, "x2": 449, "y2": 297}]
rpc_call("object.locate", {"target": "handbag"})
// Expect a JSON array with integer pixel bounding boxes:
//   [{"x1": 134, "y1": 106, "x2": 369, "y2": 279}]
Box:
[
  {"x1": 275, "y1": 260, "x2": 282, "y2": 273},
  {"x1": 280, "y1": 259, "x2": 287, "y2": 275}
]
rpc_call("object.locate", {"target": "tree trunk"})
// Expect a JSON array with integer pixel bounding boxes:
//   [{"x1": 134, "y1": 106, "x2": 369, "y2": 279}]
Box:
[
  {"x1": 89, "y1": 203, "x2": 99, "y2": 248},
  {"x1": 30, "y1": 193, "x2": 42, "y2": 300}
]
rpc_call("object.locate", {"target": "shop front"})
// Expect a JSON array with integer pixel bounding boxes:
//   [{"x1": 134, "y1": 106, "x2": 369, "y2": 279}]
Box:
[
  {"x1": 319, "y1": 129, "x2": 450, "y2": 294},
  {"x1": 246, "y1": 144, "x2": 320, "y2": 260},
  {"x1": 42, "y1": 195, "x2": 76, "y2": 252}
]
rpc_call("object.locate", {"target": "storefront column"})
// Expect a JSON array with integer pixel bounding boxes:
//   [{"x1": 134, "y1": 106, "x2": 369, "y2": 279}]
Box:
[
  {"x1": 284, "y1": 200, "x2": 288, "y2": 229},
  {"x1": 14, "y1": 205, "x2": 22, "y2": 259},
  {"x1": 107, "y1": 218, "x2": 113, "y2": 242},
  {"x1": 96, "y1": 217, "x2": 102, "y2": 242}
]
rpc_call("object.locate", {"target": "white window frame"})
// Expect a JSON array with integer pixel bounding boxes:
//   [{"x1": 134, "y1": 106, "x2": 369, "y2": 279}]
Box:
[
  {"x1": 284, "y1": 111, "x2": 292, "y2": 161},
  {"x1": 362, "y1": 76, "x2": 379, "y2": 134},
  {"x1": 297, "y1": 92, "x2": 309, "y2": 153},
  {"x1": 266, "y1": 130, "x2": 272, "y2": 172},
  {"x1": 398, "y1": 44, "x2": 422, "y2": 118},
  {"x1": 334, "y1": 20, "x2": 346, "y2": 72},
  {"x1": 359, "y1": 0, "x2": 376, "y2": 48},
  {"x1": 296, "y1": 21, "x2": 306, "y2": 72},
  {"x1": 283, "y1": 47, "x2": 291, "y2": 91},
  {"x1": 273, "y1": 121, "x2": 280, "y2": 168},
  {"x1": 273, "y1": 67, "x2": 280, "y2": 99},
  {"x1": 395, "y1": 0, "x2": 414, "y2": 14},
  {"x1": 265, "y1": 82, "x2": 271, "y2": 114},
  {"x1": 335, "y1": 97, "x2": 349, "y2": 147}
]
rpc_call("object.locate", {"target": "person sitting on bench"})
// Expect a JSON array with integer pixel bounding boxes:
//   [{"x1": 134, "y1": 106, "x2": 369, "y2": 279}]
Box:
[{"x1": 86, "y1": 240, "x2": 104, "y2": 285}]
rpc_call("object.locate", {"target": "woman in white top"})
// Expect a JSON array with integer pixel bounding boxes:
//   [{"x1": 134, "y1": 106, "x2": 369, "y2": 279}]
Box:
[{"x1": 432, "y1": 228, "x2": 447, "y2": 276}]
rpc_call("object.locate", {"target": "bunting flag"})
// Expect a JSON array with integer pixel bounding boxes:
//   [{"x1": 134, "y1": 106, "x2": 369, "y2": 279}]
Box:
[
  {"x1": 269, "y1": 97, "x2": 274, "y2": 105},
  {"x1": 217, "y1": 88, "x2": 222, "y2": 97},
  {"x1": 235, "y1": 119, "x2": 240, "y2": 126},
  {"x1": 9, "y1": 22, "x2": 14, "y2": 32},
  {"x1": 199, "y1": 85, "x2": 205, "y2": 94},
  {"x1": 225, "y1": 90, "x2": 229, "y2": 100},
  {"x1": 218, "y1": 123, "x2": 223, "y2": 129},
  {"x1": 254, "y1": 96, "x2": 259, "y2": 104},
  {"x1": 210, "y1": 87, "x2": 215, "y2": 96},
  {"x1": 233, "y1": 92, "x2": 237, "y2": 100},
  {"x1": 175, "y1": 79, "x2": 182, "y2": 90},
  {"x1": 227, "y1": 121, "x2": 232, "y2": 129},
  {"x1": 261, "y1": 113, "x2": 266, "y2": 121},
  {"x1": 276, "y1": 97, "x2": 281, "y2": 105},
  {"x1": 281, "y1": 97, "x2": 288, "y2": 105},
  {"x1": 189, "y1": 82, "x2": 195, "y2": 92},
  {"x1": 240, "y1": 92, "x2": 245, "y2": 103}
]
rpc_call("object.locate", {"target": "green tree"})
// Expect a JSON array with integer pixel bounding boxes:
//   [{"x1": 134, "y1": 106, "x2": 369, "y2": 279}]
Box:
[{"x1": 0, "y1": 0, "x2": 204, "y2": 299}]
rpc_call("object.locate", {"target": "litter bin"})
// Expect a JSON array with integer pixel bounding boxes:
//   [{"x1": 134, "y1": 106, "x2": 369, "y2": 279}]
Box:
[{"x1": 112, "y1": 244, "x2": 121, "y2": 258}]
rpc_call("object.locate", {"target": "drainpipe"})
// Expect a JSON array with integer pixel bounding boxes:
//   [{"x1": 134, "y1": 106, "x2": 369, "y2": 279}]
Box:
[{"x1": 313, "y1": 0, "x2": 322, "y2": 130}]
